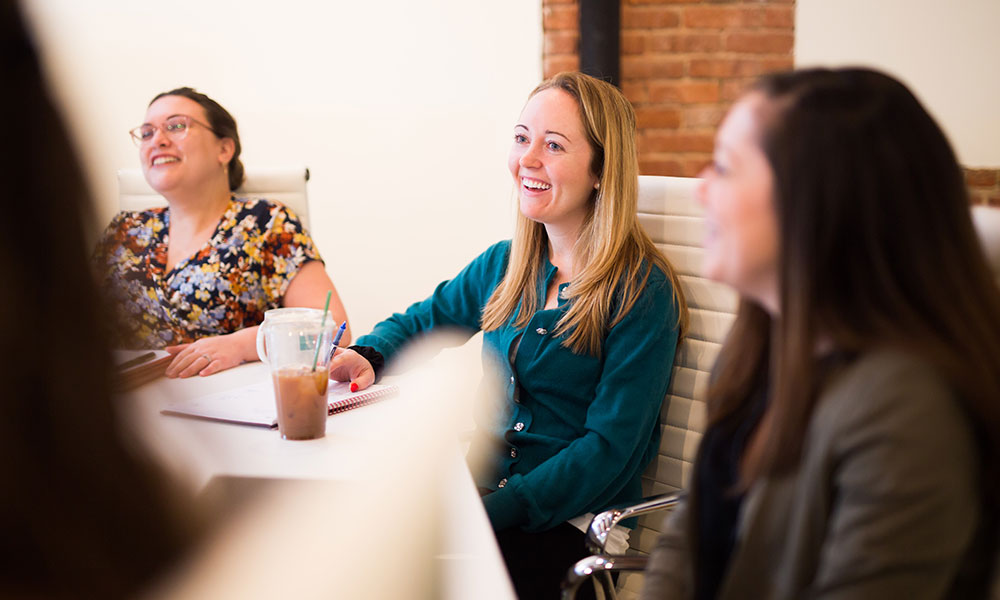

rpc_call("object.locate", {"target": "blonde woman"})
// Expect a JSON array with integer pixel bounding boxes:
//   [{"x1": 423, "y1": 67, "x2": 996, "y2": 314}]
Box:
[{"x1": 331, "y1": 72, "x2": 687, "y2": 599}]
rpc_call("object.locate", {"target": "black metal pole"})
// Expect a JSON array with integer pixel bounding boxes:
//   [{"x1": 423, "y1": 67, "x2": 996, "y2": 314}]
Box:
[{"x1": 579, "y1": 0, "x2": 621, "y2": 87}]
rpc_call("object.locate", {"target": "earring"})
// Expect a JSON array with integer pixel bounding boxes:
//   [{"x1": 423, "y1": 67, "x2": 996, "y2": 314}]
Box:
[{"x1": 595, "y1": 182, "x2": 601, "y2": 190}]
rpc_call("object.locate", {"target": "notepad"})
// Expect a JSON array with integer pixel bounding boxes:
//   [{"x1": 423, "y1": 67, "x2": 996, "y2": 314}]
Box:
[{"x1": 161, "y1": 379, "x2": 399, "y2": 428}]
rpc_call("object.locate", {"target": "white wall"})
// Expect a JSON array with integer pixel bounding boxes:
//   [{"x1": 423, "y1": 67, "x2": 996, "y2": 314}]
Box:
[
  {"x1": 795, "y1": 0, "x2": 1000, "y2": 167},
  {"x1": 23, "y1": 0, "x2": 542, "y2": 337}
]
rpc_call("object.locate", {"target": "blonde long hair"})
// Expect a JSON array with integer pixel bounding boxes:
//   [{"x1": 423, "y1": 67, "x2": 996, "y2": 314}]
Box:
[{"x1": 480, "y1": 72, "x2": 687, "y2": 355}]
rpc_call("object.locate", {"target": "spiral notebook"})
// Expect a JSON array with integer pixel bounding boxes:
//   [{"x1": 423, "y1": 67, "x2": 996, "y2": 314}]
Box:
[{"x1": 161, "y1": 379, "x2": 399, "y2": 428}]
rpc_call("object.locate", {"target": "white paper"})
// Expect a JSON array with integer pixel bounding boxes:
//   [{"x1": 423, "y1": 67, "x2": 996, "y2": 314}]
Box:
[{"x1": 161, "y1": 379, "x2": 398, "y2": 427}]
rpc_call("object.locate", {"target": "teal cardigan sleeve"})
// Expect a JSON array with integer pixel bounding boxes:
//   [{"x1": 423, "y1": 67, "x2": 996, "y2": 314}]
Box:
[
  {"x1": 482, "y1": 270, "x2": 680, "y2": 531},
  {"x1": 355, "y1": 241, "x2": 510, "y2": 360}
]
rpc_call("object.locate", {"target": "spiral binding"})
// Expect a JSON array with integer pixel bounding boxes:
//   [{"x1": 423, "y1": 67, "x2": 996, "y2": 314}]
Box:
[{"x1": 327, "y1": 385, "x2": 397, "y2": 415}]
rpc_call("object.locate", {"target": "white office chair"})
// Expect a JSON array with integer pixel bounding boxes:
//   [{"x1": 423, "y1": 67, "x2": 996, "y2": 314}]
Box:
[
  {"x1": 973, "y1": 205, "x2": 1000, "y2": 288},
  {"x1": 116, "y1": 166, "x2": 312, "y2": 230},
  {"x1": 562, "y1": 176, "x2": 739, "y2": 600},
  {"x1": 562, "y1": 181, "x2": 1000, "y2": 600}
]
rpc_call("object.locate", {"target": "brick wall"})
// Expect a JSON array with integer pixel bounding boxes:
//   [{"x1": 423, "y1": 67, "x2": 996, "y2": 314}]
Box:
[
  {"x1": 542, "y1": 0, "x2": 580, "y2": 76},
  {"x1": 966, "y1": 168, "x2": 1000, "y2": 206},
  {"x1": 541, "y1": 0, "x2": 999, "y2": 206},
  {"x1": 543, "y1": 0, "x2": 794, "y2": 178}
]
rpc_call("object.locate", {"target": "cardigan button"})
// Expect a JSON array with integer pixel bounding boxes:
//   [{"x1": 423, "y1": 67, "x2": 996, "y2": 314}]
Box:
[
  {"x1": 535, "y1": 327, "x2": 547, "y2": 335},
  {"x1": 510, "y1": 375, "x2": 515, "y2": 385},
  {"x1": 498, "y1": 478, "x2": 508, "y2": 488},
  {"x1": 510, "y1": 447, "x2": 518, "y2": 458},
  {"x1": 514, "y1": 422, "x2": 525, "y2": 432}
]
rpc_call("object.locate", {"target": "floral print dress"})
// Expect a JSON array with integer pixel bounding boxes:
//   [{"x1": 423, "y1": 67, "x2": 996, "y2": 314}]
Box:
[{"x1": 93, "y1": 197, "x2": 322, "y2": 349}]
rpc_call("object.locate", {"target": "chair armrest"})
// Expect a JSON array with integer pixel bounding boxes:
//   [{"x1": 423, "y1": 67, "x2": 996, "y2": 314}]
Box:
[
  {"x1": 561, "y1": 554, "x2": 649, "y2": 600},
  {"x1": 586, "y1": 490, "x2": 685, "y2": 553}
]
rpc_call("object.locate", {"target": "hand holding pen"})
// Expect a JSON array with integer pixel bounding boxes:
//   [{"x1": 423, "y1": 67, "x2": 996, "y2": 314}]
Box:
[{"x1": 327, "y1": 321, "x2": 374, "y2": 392}]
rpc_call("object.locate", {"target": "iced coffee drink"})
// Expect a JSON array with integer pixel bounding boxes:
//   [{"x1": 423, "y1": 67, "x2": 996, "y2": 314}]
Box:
[{"x1": 273, "y1": 366, "x2": 329, "y2": 440}]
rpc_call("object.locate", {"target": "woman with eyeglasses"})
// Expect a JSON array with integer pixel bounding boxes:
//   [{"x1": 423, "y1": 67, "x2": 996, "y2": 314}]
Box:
[{"x1": 92, "y1": 88, "x2": 349, "y2": 377}]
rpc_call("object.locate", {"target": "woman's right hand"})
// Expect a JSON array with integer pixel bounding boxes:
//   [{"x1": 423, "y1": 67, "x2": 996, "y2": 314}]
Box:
[{"x1": 328, "y1": 347, "x2": 375, "y2": 392}]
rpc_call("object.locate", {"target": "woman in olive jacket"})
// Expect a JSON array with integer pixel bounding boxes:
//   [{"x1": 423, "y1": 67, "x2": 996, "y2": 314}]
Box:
[{"x1": 641, "y1": 68, "x2": 1000, "y2": 599}]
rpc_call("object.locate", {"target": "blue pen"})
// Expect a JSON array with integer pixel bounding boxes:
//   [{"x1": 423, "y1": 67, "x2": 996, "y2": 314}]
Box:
[{"x1": 330, "y1": 321, "x2": 347, "y2": 356}]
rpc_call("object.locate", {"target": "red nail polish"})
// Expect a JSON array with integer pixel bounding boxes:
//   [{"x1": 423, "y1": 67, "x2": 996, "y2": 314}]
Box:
[{"x1": 350, "y1": 382, "x2": 359, "y2": 392}]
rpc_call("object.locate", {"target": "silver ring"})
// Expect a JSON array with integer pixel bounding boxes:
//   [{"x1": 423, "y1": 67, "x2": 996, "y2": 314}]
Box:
[{"x1": 201, "y1": 354, "x2": 212, "y2": 362}]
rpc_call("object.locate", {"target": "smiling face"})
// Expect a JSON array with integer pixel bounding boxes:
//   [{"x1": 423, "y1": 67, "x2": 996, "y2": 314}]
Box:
[
  {"x1": 139, "y1": 95, "x2": 234, "y2": 198},
  {"x1": 508, "y1": 88, "x2": 599, "y2": 234},
  {"x1": 697, "y1": 92, "x2": 780, "y2": 313}
]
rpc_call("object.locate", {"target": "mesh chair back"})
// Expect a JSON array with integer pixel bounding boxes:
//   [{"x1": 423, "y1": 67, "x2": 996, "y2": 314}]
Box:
[{"x1": 116, "y1": 166, "x2": 312, "y2": 230}]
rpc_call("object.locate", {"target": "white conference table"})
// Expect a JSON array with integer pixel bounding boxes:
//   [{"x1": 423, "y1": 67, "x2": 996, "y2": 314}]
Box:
[{"x1": 127, "y1": 360, "x2": 515, "y2": 600}]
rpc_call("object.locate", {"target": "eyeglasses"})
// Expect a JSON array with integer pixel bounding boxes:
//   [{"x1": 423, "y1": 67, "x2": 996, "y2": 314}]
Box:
[{"x1": 129, "y1": 115, "x2": 215, "y2": 146}]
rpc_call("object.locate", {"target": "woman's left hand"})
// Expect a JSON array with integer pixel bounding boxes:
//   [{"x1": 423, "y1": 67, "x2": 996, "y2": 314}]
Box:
[{"x1": 164, "y1": 327, "x2": 258, "y2": 378}]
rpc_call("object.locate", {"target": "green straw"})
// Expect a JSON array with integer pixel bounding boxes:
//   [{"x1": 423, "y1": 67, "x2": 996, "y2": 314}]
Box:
[{"x1": 311, "y1": 290, "x2": 333, "y2": 372}]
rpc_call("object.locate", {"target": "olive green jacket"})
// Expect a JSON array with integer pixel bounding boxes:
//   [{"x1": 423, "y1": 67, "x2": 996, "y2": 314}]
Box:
[{"x1": 641, "y1": 350, "x2": 995, "y2": 599}]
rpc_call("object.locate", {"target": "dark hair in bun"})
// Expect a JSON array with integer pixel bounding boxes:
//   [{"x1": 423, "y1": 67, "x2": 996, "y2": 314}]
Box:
[{"x1": 150, "y1": 87, "x2": 245, "y2": 191}]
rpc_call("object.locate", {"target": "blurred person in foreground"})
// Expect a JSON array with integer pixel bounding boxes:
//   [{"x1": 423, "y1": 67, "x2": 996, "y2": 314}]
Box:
[
  {"x1": 641, "y1": 68, "x2": 1000, "y2": 599},
  {"x1": 0, "y1": 3, "x2": 199, "y2": 597},
  {"x1": 92, "y1": 87, "x2": 349, "y2": 378},
  {"x1": 329, "y1": 71, "x2": 688, "y2": 599}
]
